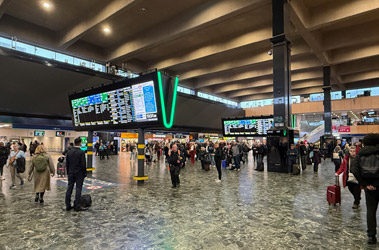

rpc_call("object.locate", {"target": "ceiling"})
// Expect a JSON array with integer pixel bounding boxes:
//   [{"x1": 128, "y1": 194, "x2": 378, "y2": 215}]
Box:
[{"x1": 0, "y1": 0, "x2": 379, "y2": 102}]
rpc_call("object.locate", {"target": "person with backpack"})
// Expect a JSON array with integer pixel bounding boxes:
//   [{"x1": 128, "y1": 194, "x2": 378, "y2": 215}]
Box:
[
  {"x1": 27, "y1": 145, "x2": 55, "y2": 203},
  {"x1": 242, "y1": 143, "x2": 250, "y2": 163},
  {"x1": 6, "y1": 142, "x2": 25, "y2": 189},
  {"x1": 351, "y1": 133, "x2": 379, "y2": 245},
  {"x1": 65, "y1": 137, "x2": 87, "y2": 212},
  {"x1": 0, "y1": 142, "x2": 9, "y2": 181}
]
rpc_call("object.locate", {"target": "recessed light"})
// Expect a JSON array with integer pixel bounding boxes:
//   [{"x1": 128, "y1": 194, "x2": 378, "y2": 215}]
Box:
[
  {"x1": 103, "y1": 27, "x2": 111, "y2": 34},
  {"x1": 42, "y1": 2, "x2": 51, "y2": 8},
  {"x1": 140, "y1": 7, "x2": 148, "y2": 12}
]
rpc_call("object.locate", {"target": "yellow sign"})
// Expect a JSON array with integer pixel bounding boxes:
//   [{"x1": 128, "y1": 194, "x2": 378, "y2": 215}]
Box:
[{"x1": 121, "y1": 133, "x2": 138, "y2": 139}]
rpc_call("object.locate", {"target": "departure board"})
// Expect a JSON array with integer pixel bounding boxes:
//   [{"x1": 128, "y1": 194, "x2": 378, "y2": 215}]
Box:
[
  {"x1": 70, "y1": 80, "x2": 158, "y2": 129},
  {"x1": 222, "y1": 117, "x2": 273, "y2": 136}
]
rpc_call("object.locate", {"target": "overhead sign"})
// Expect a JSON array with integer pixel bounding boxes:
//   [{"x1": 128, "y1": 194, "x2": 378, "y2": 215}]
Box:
[
  {"x1": 34, "y1": 131, "x2": 45, "y2": 136},
  {"x1": 56, "y1": 131, "x2": 65, "y2": 137},
  {"x1": 69, "y1": 71, "x2": 179, "y2": 131},
  {"x1": 338, "y1": 126, "x2": 351, "y2": 133},
  {"x1": 222, "y1": 116, "x2": 273, "y2": 136}
]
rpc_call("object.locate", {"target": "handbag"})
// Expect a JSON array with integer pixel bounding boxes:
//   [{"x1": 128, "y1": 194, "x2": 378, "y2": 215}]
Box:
[
  {"x1": 348, "y1": 173, "x2": 358, "y2": 184},
  {"x1": 9, "y1": 151, "x2": 19, "y2": 165},
  {"x1": 333, "y1": 152, "x2": 339, "y2": 159}
]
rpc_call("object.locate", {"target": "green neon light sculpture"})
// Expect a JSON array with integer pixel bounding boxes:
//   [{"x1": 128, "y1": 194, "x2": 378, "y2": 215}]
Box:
[{"x1": 157, "y1": 71, "x2": 179, "y2": 129}]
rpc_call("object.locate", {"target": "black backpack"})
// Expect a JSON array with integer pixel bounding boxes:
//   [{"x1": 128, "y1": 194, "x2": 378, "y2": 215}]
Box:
[
  {"x1": 204, "y1": 154, "x2": 211, "y2": 165},
  {"x1": 81, "y1": 194, "x2": 92, "y2": 208},
  {"x1": 16, "y1": 157, "x2": 26, "y2": 173},
  {"x1": 360, "y1": 154, "x2": 379, "y2": 178}
]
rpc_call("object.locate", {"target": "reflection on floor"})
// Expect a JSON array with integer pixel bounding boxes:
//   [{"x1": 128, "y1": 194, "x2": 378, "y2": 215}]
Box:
[{"x1": 0, "y1": 152, "x2": 376, "y2": 249}]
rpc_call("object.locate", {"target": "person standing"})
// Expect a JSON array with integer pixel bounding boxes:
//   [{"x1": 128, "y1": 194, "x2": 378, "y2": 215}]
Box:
[
  {"x1": 286, "y1": 144, "x2": 298, "y2": 174},
  {"x1": 94, "y1": 141, "x2": 100, "y2": 156},
  {"x1": 0, "y1": 142, "x2": 9, "y2": 181},
  {"x1": 7, "y1": 143, "x2": 25, "y2": 189},
  {"x1": 129, "y1": 143, "x2": 136, "y2": 161},
  {"x1": 333, "y1": 146, "x2": 344, "y2": 172},
  {"x1": 65, "y1": 138, "x2": 87, "y2": 212},
  {"x1": 189, "y1": 142, "x2": 196, "y2": 165},
  {"x1": 299, "y1": 141, "x2": 308, "y2": 170},
  {"x1": 214, "y1": 143, "x2": 223, "y2": 182},
  {"x1": 336, "y1": 146, "x2": 361, "y2": 209},
  {"x1": 231, "y1": 142, "x2": 241, "y2": 171},
  {"x1": 311, "y1": 146, "x2": 322, "y2": 173},
  {"x1": 351, "y1": 134, "x2": 379, "y2": 244},
  {"x1": 28, "y1": 145, "x2": 55, "y2": 203},
  {"x1": 168, "y1": 144, "x2": 181, "y2": 188}
]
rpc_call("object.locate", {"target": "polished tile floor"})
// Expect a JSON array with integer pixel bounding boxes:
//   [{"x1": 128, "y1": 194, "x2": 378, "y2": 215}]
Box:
[{"x1": 0, "y1": 152, "x2": 377, "y2": 250}]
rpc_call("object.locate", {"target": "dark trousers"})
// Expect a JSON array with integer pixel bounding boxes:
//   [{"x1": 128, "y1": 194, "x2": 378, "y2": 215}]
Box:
[
  {"x1": 257, "y1": 154, "x2": 263, "y2": 165},
  {"x1": 215, "y1": 159, "x2": 222, "y2": 180},
  {"x1": 170, "y1": 165, "x2": 180, "y2": 187},
  {"x1": 0, "y1": 162, "x2": 4, "y2": 176},
  {"x1": 313, "y1": 162, "x2": 319, "y2": 172},
  {"x1": 233, "y1": 155, "x2": 240, "y2": 169},
  {"x1": 333, "y1": 159, "x2": 341, "y2": 172},
  {"x1": 364, "y1": 188, "x2": 379, "y2": 237},
  {"x1": 201, "y1": 160, "x2": 205, "y2": 169},
  {"x1": 253, "y1": 152, "x2": 257, "y2": 161},
  {"x1": 300, "y1": 155, "x2": 307, "y2": 170},
  {"x1": 347, "y1": 182, "x2": 361, "y2": 205},
  {"x1": 65, "y1": 173, "x2": 85, "y2": 210}
]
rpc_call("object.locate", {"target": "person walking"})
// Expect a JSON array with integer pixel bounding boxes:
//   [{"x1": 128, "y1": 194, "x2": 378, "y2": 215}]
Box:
[
  {"x1": 231, "y1": 142, "x2": 241, "y2": 171},
  {"x1": 286, "y1": 144, "x2": 298, "y2": 174},
  {"x1": 311, "y1": 146, "x2": 322, "y2": 173},
  {"x1": 332, "y1": 146, "x2": 344, "y2": 172},
  {"x1": 65, "y1": 138, "x2": 87, "y2": 212},
  {"x1": 27, "y1": 145, "x2": 55, "y2": 203},
  {"x1": 130, "y1": 143, "x2": 136, "y2": 161},
  {"x1": 299, "y1": 141, "x2": 308, "y2": 170},
  {"x1": 7, "y1": 143, "x2": 25, "y2": 189},
  {"x1": 189, "y1": 142, "x2": 196, "y2": 165},
  {"x1": 0, "y1": 142, "x2": 9, "y2": 181},
  {"x1": 214, "y1": 143, "x2": 223, "y2": 182},
  {"x1": 351, "y1": 134, "x2": 379, "y2": 244},
  {"x1": 168, "y1": 144, "x2": 181, "y2": 188},
  {"x1": 336, "y1": 146, "x2": 361, "y2": 209}
]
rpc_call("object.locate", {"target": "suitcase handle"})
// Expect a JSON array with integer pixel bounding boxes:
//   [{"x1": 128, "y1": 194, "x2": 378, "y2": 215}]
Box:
[{"x1": 336, "y1": 176, "x2": 340, "y2": 186}]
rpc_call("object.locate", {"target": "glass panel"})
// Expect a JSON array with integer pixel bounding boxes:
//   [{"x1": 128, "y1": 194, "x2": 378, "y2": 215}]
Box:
[
  {"x1": 14, "y1": 41, "x2": 35, "y2": 54},
  {"x1": 331, "y1": 91, "x2": 342, "y2": 100},
  {"x1": 371, "y1": 87, "x2": 379, "y2": 96},
  {"x1": 56, "y1": 52, "x2": 74, "y2": 64},
  {"x1": 35, "y1": 46, "x2": 55, "y2": 59},
  {"x1": 0, "y1": 37, "x2": 12, "y2": 48},
  {"x1": 310, "y1": 93, "x2": 324, "y2": 101}
]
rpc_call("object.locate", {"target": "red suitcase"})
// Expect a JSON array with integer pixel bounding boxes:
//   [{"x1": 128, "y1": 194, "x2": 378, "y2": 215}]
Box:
[{"x1": 327, "y1": 177, "x2": 341, "y2": 205}]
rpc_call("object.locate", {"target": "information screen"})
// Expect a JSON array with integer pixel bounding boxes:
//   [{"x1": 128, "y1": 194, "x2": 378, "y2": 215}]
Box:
[
  {"x1": 222, "y1": 117, "x2": 273, "y2": 136},
  {"x1": 56, "y1": 131, "x2": 65, "y2": 137},
  {"x1": 34, "y1": 131, "x2": 45, "y2": 136},
  {"x1": 69, "y1": 74, "x2": 160, "y2": 130}
]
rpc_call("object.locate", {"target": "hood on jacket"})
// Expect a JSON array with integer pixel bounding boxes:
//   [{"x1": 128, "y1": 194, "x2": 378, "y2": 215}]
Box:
[{"x1": 359, "y1": 145, "x2": 379, "y2": 156}]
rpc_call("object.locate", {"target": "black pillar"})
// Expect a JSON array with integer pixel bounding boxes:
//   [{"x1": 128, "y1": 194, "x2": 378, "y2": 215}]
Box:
[
  {"x1": 323, "y1": 66, "x2": 332, "y2": 135},
  {"x1": 134, "y1": 128, "x2": 148, "y2": 184},
  {"x1": 87, "y1": 131, "x2": 94, "y2": 174},
  {"x1": 270, "y1": 0, "x2": 291, "y2": 128}
]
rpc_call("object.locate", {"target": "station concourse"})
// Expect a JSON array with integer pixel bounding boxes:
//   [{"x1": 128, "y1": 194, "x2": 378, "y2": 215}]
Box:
[{"x1": 0, "y1": 0, "x2": 378, "y2": 249}]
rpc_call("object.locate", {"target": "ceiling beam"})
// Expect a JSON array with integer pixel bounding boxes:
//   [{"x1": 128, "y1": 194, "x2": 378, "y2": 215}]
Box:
[
  {"x1": 334, "y1": 56, "x2": 379, "y2": 76},
  {"x1": 148, "y1": 24, "x2": 272, "y2": 70},
  {"x1": 308, "y1": 0, "x2": 379, "y2": 30},
  {"x1": 106, "y1": 0, "x2": 271, "y2": 62},
  {"x1": 58, "y1": 0, "x2": 140, "y2": 49},
  {"x1": 0, "y1": 0, "x2": 12, "y2": 20},
  {"x1": 340, "y1": 70, "x2": 379, "y2": 84},
  {"x1": 329, "y1": 41, "x2": 379, "y2": 65}
]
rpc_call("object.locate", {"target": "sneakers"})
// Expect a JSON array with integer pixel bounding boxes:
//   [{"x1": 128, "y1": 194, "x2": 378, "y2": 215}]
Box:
[
  {"x1": 9, "y1": 184, "x2": 16, "y2": 189},
  {"x1": 215, "y1": 179, "x2": 221, "y2": 183},
  {"x1": 20, "y1": 180, "x2": 24, "y2": 186},
  {"x1": 368, "y1": 236, "x2": 377, "y2": 245},
  {"x1": 237, "y1": 169, "x2": 241, "y2": 172},
  {"x1": 352, "y1": 204, "x2": 360, "y2": 209}
]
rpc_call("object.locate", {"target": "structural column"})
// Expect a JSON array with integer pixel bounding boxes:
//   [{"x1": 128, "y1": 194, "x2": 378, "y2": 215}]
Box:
[
  {"x1": 270, "y1": 0, "x2": 291, "y2": 128},
  {"x1": 323, "y1": 66, "x2": 332, "y2": 135},
  {"x1": 134, "y1": 128, "x2": 148, "y2": 184},
  {"x1": 87, "y1": 131, "x2": 94, "y2": 173}
]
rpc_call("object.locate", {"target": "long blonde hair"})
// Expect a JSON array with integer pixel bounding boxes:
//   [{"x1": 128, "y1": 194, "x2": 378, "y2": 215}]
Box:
[{"x1": 35, "y1": 145, "x2": 47, "y2": 154}]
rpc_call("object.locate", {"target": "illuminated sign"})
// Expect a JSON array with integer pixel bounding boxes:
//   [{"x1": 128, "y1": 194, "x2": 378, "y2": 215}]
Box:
[
  {"x1": 222, "y1": 116, "x2": 273, "y2": 136},
  {"x1": 34, "y1": 131, "x2": 45, "y2": 136},
  {"x1": 56, "y1": 131, "x2": 65, "y2": 137}
]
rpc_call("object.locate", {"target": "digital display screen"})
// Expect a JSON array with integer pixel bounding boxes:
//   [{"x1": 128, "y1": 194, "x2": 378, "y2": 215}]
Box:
[
  {"x1": 56, "y1": 131, "x2": 65, "y2": 137},
  {"x1": 69, "y1": 72, "x2": 161, "y2": 131},
  {"x1": 222, "y1": 117, "x2": 273, "y2": 136},
  {"x1": 34, "y1": 131, "x2": 45, "y2": 136}
]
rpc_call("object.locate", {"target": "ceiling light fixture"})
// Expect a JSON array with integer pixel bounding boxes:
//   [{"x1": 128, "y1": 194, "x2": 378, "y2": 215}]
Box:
[
  {"x1": 103, "y1": 27, "x2": 111, "y2": 34},
  {"x1": 140, "y1": 7, "x2": 148, "y2": 12},
  {"x1": 42, "y1": 2, "x2": 51, "y2": 8}
]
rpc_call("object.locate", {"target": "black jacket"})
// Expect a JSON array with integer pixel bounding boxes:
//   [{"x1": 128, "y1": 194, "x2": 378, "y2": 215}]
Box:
[
  {"x1": 214, "y1": 147, "x2": 223, "y2": 162},
  {"x1": 352, "y1": 146, "x2": 379, "y2": 187},
  {"x1": 66, "y1": 147, "x2": 86, "y2": 176},
  {"x1": 0, "y1": 146, "x2": 9, "y2": 163},
  {"x1": 168, "y1": 151, "x2": 180, "y2": 167}
]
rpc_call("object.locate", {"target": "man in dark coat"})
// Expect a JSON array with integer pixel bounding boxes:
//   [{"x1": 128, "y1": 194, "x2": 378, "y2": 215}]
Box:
[
  {"x1": 168, "y1": 144, "x2": 181, "y2": 188},
  {"x1": 351, "y1": 133, "x2": 379, "y2": 245},
  {"x1": 65, "y1": 137, "x2": 87, "y2": 212}
]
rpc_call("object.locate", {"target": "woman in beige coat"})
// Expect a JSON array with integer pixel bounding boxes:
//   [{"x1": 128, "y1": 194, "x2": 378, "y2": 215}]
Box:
[{"x1": 28, "y1": 145, "x2": 55, "y2": 203}]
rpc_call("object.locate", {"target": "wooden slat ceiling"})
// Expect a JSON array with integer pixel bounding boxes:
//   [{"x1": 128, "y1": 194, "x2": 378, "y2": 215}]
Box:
[{"x1": 0, "y1": 0, "x2": 378, "y2": 101}]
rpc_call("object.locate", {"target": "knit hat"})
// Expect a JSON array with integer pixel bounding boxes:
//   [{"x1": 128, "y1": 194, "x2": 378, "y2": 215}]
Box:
[{"x1": 362, "y1": 133, "x2": 379, "y2": 146}]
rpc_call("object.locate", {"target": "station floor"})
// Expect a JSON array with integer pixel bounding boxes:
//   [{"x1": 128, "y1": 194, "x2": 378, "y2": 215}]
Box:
[{"x1": 0, "y1": 152, "x2": 377, "y2": 250}]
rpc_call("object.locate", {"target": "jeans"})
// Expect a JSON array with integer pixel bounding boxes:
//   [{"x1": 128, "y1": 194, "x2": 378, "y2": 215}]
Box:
[
  {"x1": 209, "y1": 154, "x2": 215, "y2": 166},
  {"x1": 333, "y1": 159, "x2": 341, "y2": 172},
  {"x1": 233, "y1": 155, "x2": 240, "y2": 169},
  {"x1": 170, "y1": 165, "x2": 180, "y2": 187},
  {"x1": 201, "y1": 160, "x2": 205, "y2": 169},
  {"x1": 347, "y1": 182, "x2": 361, "y2": 205},
  {"x1": 288, "y1": 159, "x2": 296, "y2": 173},
  {"x1": 364, "y1": 188, "x2": 379, "y2": 237},
  {"x1": 300, "y1": 155, "x2": 307, "y2": 170},
  {"x1": 313, "y1": 162, "x2": 319, "y2": 172},
  {"x1": 130, "y1": 151, "x2": 136, "y2": 161},
  {"x1": 215, "y1": 159, "x2": 222, "y2": 180},
  {"x1": 243, "y1": 152, "x2": 248, "y2": 163},
  {"x1": 65, "y1": 173, "x2": 85, "y2": 210}
]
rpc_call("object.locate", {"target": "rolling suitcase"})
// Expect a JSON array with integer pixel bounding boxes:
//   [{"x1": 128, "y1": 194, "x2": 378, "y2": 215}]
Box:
[
  {"x1": 292, "y1": 163, "x2": 300, "y2": 175},
  {"x1": 222, "y1": 160, "x2": 227, "y2": 168},
  {"x1": 57, "y1": 157, "x2": 66, "y2": 177},
  {"x1": 327, "y1": 177, "x2": 341, "y2": 205},
  {"x1": 204, "y1": 164, "x2": 210, "y2": 171}
]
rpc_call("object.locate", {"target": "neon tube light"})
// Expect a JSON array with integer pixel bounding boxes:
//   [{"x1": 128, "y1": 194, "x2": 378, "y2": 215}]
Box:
[{"x1": 157, "y1": 71, "x2": 179, "y2": 129}]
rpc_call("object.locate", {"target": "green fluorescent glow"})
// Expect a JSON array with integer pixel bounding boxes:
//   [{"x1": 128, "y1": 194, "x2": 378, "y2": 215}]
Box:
[
  {"x1": 283, "y1": 130, "x2": 287, "y2": 136},
  {"x1": 157, "y1": 71, "x2": 179, "y2": 129}
]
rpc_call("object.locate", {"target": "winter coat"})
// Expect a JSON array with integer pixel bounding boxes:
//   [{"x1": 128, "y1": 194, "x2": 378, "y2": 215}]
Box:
[
  {"x1": 351, "y1": 146, "x2": 379, "y2": 187},
  {"x1": 336, "y1": 155, "x2": 357, "y2": 188},
  {"x1": 29, "y1": 153, "x2": 55, "y2": 193},
  {"x1": 312, "y1": 149, "x2": 322, "y2": 164}
]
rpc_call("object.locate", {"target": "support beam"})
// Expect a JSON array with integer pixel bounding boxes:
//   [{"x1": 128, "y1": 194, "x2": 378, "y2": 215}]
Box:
[
  {"x1": 323, "y1": 66, "x2": 332, "y2": 135},
  {"x1": 0, "y1": 0, "x2": 12, "y2": 20},
  {"x1": 106, "y1": 0, "x2": 271, "y2": 61},
  {"x1": 58, "y1": 0, "x2": 139, "y2": 48}
]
